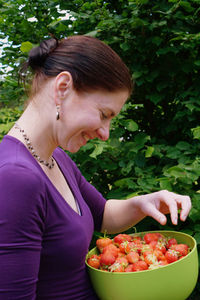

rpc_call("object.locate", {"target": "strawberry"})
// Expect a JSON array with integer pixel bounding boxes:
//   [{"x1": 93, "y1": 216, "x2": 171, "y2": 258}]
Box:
[
  {"x1": 166, "y1": 238, "x2": 178, "y2": 249},
  {"x1": 144, "y1": 233, "x2": 159, "y2": 244},
  {"x1": 87, "y1": 254, "x2": 100, "y2": 269},
  {"x1": 159, "y1": 259, "x2": 168, "y2": 266},
  {"x1": 125, "y1": 264, "x2": 134, "y2": 272},
  {"x1": 113, "y1": 234, "x2": 132, "y2": 246},
  {"x1": 165, "y1": 249, "x2": 179, "y2": 263},
  {"x1": 150, "y1": 241, "x2": 166, "y2": 254},
  {"x1": 119, "y1": 241, "x2": 131, "y2": 254},
  {"x1": 115, "y1": 256, "x2": 129, "y2": 268},
  {"x1": 126, "y1": 251, "x2": 140, "y2": 264},
  {"x1": 144, "y1": 252, "x2": 158, "y2": 265},
  {"x1": 153, "y1": 249, "x2": 166, "y2": 261},
  {"x1": 100, "y1": 251, "x2": 116, "y2": 267},
  {"x1": 109, "y1": 262, "x2": 124, "y2": 272},
  {"x1": 96, "y1": 237, "x2": 112, "y2": 253},
  {"x1": 132, "y1": 261, "x2": 148, "y2": 272},
  {"x1": 170, "y1": 244, "x2": 189, "y2": 256},
  {"x1": 102, "y1": 243, "x2": 119, "y2": 258},
  {"x1": 91, "y1": 231, "x2": 190, "y2": 273}
]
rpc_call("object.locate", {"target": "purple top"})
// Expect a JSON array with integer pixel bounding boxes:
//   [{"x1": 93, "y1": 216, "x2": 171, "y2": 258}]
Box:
[{"x1": 0, "y1": 135, "x2": 106, "y2": 299}]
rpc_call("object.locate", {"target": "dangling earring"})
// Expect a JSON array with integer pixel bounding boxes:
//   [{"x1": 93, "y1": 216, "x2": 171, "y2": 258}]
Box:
[{"x1": 56, "y1": 105, "x2": 60, "y2": 120}]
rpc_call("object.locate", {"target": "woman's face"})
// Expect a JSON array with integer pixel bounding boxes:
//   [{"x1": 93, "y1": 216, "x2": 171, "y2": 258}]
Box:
[{"x1": 57, "y1": 89, "x2": 128, "y2": 153}]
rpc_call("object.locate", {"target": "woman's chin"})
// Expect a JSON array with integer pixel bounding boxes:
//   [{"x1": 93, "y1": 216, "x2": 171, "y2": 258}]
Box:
[{"x1": 65, "y1": 144, "x2": 81, "y2": 153}]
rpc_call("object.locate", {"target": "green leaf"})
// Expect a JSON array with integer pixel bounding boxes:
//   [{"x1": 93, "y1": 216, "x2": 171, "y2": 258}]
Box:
[
  {"x1": 120, "y1": 42, "x2": 130, "y2": 51},
  {"x1": 134, "y1": 133, "x2": 150, "y2": 145},
  {"x1": 179, "y1": 1, "x2": 194, "y2": 12},
  {"x1": 20, "y1": 41, "x2": 33, "y2": 53},
  {"x1": 157, "y1": 177, "x2": 173, "y2": 191},
  {"x1": 175, "y1": 141, "x2": 191, "y2": 151},
  {"x1": 133, "y1": 71, "x2": 143, "y2": 79},
  {"x1": 151, "y1": 36, "x2": 162, "y2": 46},
  {"x1": 191, "y1": 127, "x2": 200, "y2": 139},
  {"x1": 164, "y1": 166, "x2": 186, "y2": 178},
  {"x1": 114, "y1": 177, "x2": 135, "y2": 189},
  {"x1": 85, "y1": 30, "x2": 99, "y2": 37},
  {"x1": 124, "y1": 119, "x2": 139, "y2": 132},
  {"x1": 166, "y1": 147, "x2": 181, "y2": 159},
  {"x1": 145, "y1": 146, "x2": 154, "y2": 158},
  {"x1": 194, "y1": 60, "x2": 200, "y2": 67},
  {"x1": 148, "y1": 93, "x2": 163, "y2": 104},
  {"x1": 136, "y1": 0, "x2": 149, "y2": 4},
  {"x1": 89, "y1": 143, "x2": 104, "y2": 158},
  {"x1": 0, "y1": 122, "x2": 15, "y2": 134}
]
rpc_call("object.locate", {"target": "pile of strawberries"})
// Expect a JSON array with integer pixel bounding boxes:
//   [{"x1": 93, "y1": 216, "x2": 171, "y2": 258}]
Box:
[{"x1": 87, "y1": 232, "x2": 190, "y2": 272}]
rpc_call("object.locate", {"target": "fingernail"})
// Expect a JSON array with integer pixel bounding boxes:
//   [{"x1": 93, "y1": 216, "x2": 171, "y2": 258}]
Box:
[
  {"x1": 182, "y1": 215, "x2": 186, "y2": 221},
  {"x1": 161, "y1": 217, "x2": 166, "y2": 224}
]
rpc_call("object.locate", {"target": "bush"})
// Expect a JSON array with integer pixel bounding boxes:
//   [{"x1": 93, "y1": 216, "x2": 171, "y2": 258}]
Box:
[{"x1": 0, "y1": 0, "x2": 199, "y2": 296}]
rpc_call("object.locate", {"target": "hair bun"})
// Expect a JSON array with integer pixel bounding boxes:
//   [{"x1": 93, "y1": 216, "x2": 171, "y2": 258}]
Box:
[{"x1": 28, "y1": 38, "x2": 58, "y2": 70}]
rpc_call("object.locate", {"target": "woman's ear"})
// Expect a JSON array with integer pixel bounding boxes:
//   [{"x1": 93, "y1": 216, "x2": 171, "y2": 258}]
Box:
[{"x1": 54, "y1": 71, "x2": 73, "y2": 105}]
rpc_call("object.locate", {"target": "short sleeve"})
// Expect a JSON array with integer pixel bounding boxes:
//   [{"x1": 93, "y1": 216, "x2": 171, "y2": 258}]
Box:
[{"x1": 0, "y1": 164, "x2": 46, "y2": 299}]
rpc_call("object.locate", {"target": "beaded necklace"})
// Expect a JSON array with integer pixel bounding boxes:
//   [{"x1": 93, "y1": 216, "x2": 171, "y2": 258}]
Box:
[{"x1": 14, "y1": 123, "x2": 55, "y2": 169}]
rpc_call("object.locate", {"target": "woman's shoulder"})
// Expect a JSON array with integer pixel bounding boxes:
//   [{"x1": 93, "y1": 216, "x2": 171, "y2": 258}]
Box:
[
  {"x1": 0, "y1": 161, "x2": 45, "y2": 194},
  {"x1": 0, "y1": 136, "x2": 45, "y2": 189}
]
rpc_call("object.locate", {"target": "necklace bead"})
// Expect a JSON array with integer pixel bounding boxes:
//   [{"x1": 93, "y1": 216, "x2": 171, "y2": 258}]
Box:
[{"x1": 14, "y1": 123, "x2": 54, "y2": 170}]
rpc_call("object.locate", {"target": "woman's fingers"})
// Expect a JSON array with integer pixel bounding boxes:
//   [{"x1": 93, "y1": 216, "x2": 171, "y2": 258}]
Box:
[
  {"x1": 139, "y1": 190, "x2": 192, "y2": 225},
  {"x1": 175, "y1": 195, "x2": 192, "y2": 221},
  {"x1": 141, "y1": 202, "x2": 167, "y2": 225},
  {"x1": 157, "y1": 191, "x2": 192, "y2": 224},
  {"x1": 159, "y1": 195, "x2": 178, "y2": 225}
]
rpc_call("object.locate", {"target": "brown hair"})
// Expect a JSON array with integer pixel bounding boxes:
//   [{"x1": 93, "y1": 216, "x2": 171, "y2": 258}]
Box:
[{"x1": 21, "y1": 35, "x2": 133, "y2": 97}]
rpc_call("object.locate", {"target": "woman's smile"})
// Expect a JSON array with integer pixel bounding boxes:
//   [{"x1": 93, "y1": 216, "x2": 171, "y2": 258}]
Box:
[{"x1": 59, "y1": 89, "x2": 128, "y2": 153}]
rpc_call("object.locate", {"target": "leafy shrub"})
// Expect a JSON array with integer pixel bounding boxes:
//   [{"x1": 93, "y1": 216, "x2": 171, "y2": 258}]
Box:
[{"x1": 0, "y1": 0, "x2": 199, "y2": 296}]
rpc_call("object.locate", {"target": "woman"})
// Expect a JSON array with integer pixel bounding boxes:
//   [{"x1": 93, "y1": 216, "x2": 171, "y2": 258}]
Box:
[{"x1": 0, "y1": 35, "x2": 191, "y2": 299}]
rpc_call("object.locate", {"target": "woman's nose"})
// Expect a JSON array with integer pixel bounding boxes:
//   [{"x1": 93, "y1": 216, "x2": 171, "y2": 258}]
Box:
[{"x1": 96, "y1": 123, "x2": 110, "y2": 141}]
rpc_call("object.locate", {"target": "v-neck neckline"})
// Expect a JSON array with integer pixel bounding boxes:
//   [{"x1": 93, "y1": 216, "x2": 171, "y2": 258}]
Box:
[{"x1": 4, "y1": 135, "x2": 82, "y2": 217}]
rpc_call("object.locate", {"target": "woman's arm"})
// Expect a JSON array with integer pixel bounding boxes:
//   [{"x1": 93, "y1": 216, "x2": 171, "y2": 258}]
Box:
[
  {"x1": 101, "y1": 190, "x2": 192, "y2": 234},
  {"x1": 0, "y1": 165, "x2": 45, "y2": 298}
]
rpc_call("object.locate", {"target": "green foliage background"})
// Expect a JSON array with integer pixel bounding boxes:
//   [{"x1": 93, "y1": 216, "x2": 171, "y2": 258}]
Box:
[{"x1": 0, "y1": 0, "x2": 200, "y2": 297}]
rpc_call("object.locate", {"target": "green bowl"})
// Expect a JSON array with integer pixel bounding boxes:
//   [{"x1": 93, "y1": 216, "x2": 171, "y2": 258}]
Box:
[{"x1": 86, "y1": 231, "x2": 199, "y2": 300}]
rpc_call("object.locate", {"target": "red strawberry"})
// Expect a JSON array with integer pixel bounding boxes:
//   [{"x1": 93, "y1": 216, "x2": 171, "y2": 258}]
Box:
[
  {"x1": 87, "y1": 254, "x2": 100, "y2": 269},
  {"x1": 125, "y1": 264, "x2": 134, "y2": 272},
  {"x1": 126, "y1": 251, "x2": 140, "y2": 264},
  {"x1": 132, "y1": 261, "x2": 148, "y2": 272},
  {"x1": 166, "y1": 238, "x2": 178, "y2": 249},
  {"x1": 165, "y1": 249, "x2": 179, "y2": 263},
  {"x1": 113, "y1": 234, "x2": 132, "y2": 246},
  {"x1": 144, "y1": 233, "x2": 159, "y2": 244},
  {"x1": 100, "y1": 251, "x2": 116, "y2": 267},
  {"x1": 119, "y1": 241, "x2": 131, "y2": 254},
  {"x1": 96, "y1": 237, "x2": 112, "y2": 253},
  {"x1": 102, "y1": 244, "x2": 119, "y2": 258},
  {"x1": 115, "y1": 256, "x2": 129, "y2": 268},
  {"x1": 170, "y1": 244, "x2": 188, "y2": 256},
  {"x1": 109, "y1": 262, "x2": 124, "y2": 272}
]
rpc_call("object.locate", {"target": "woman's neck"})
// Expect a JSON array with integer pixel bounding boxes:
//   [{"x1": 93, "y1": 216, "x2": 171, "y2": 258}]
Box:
[{"x1": 8, "y1": 101, "x2": 57, "y2": 162}]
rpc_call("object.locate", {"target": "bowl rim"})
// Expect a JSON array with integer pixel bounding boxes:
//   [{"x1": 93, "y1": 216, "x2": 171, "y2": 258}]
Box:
[{"x1": 86, "y1": 230, "x2": 197, "y2": 275}]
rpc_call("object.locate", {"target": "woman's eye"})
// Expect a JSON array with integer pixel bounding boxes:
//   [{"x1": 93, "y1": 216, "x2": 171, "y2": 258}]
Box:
[{"x1": 101, "y1": 112, "x2": 108, "y2": 120}]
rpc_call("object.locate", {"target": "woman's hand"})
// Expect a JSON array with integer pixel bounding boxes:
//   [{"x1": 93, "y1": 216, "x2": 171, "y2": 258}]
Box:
[
  {"x1": 101, "y1": 190, "x2": 192, "y2": 234},
  {"x1": 134, "y1": 190, "x2": 192, "y2": 225}
]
